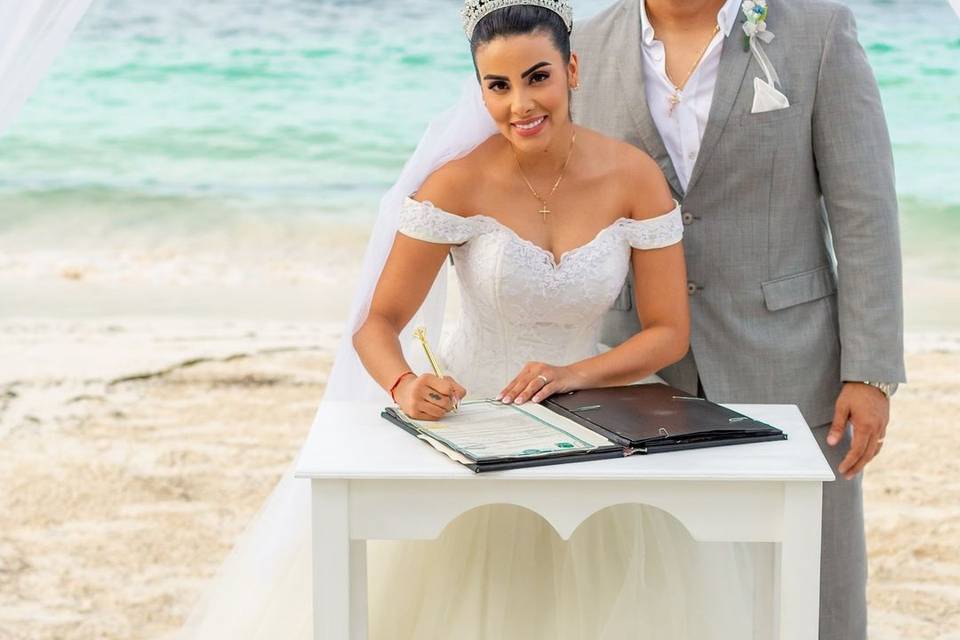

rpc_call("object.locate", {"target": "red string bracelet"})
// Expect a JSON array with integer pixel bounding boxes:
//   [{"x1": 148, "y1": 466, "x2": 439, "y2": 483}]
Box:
[{"x1": 389, "y1": 370, "x2": 415, "y2": 403}]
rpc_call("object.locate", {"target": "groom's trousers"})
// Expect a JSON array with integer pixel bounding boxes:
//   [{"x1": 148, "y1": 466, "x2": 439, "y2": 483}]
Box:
[{"x1": 810, "y1": 421, "x2": 868, "y2": 640}]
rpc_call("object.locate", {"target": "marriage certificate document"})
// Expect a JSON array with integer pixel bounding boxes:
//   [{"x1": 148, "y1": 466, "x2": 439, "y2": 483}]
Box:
[{"x1": 395, "y1": 399, "x2": 612, "y2": 462}]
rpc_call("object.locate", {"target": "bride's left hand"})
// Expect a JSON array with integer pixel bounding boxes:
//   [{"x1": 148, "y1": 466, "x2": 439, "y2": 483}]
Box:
[{"x1": 497, "y1": 362, "x2": 587, "y2": 405}]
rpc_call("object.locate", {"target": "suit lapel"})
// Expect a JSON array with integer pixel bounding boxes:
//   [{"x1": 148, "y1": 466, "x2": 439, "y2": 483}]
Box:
[
  {"x1": 614, "y1": 1, "x2": 684, "y2": 197},
  {"x1": 685, "y1": 27, "x2": 753, "y2": 194}
]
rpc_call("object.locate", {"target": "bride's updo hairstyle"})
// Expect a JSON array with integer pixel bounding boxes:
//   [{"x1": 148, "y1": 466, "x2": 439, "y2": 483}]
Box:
[{"x1": 469, "y1": 5, "x2": 572, "y2": 79}]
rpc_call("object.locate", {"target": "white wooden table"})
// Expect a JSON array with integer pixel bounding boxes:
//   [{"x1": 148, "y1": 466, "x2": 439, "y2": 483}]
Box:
[{"x1": 295, "y1": 401, "x2": 834, "y2": 640}]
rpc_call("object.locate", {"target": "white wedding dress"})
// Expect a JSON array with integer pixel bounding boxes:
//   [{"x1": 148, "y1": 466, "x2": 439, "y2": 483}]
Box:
[
  {"x1": 397, "y1": 197, "x2": 678, "y2": 395},
  {"x1": 178, "y1": 195, "x2": 772, "y2": 640},
  {"x1": 358, "y1": 197, "x2": 771, "y2": 640}
]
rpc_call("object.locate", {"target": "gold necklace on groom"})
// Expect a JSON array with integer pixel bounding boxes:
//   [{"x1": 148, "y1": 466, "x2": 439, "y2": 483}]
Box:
[
  {"x1": 512, "y1": 128, "x2": 577, "y2": 223},
  {"x1": 665, "y1": 24, "x2": 720, "y2": 116}
]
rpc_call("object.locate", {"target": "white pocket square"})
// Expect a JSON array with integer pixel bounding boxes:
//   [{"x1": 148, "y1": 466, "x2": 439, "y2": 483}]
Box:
[{"x1": 751, "y1": 76, "x2": 790, "y2": 114}]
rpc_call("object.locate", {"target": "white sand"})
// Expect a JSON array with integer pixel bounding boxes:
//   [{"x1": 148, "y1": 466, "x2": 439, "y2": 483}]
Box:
[{"x1": 0, "y1": 318, "x2": 337, "y2": 639}]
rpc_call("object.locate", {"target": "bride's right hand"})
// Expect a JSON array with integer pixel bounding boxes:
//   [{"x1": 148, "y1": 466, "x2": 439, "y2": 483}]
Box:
[{"x1": 395, "y1": 373, "x2": 467, "y2": 421}]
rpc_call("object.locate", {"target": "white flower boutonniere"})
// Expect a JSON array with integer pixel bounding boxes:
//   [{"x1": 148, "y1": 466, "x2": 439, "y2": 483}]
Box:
[
  {"x1": 742, "y1": 0, "x2": 775, "y2": 51},
  {"x1": 741, "y1": 0, "x2": 783, "y2": 97}
]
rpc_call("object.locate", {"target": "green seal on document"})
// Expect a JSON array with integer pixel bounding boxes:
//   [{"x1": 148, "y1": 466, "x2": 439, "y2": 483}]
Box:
[{"x1": 556, "y1": 442, "x2": 574, "y2": 449}]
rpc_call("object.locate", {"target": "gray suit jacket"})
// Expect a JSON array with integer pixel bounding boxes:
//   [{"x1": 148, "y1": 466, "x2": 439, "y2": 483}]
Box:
[{"x1": 572, "y1": 0, "x2": 906, "y2": 427}]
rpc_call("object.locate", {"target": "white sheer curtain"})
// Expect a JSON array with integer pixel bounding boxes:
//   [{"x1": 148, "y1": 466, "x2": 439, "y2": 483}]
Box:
[{"x1": 0, "y1": 0, "x2": 93, "y2": 138}]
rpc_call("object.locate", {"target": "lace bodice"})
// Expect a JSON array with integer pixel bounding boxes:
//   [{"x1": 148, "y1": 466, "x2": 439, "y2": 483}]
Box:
[{"x1": 398, "y1": 196, "x2": 683, "y2": 398}]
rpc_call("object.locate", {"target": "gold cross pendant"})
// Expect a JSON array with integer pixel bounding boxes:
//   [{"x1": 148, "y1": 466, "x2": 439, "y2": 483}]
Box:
[
  {"x1": 668, "y1": 91, "x2": 682, "y2": 116},
  {"x1": 538, "y1": 204, "x2": 550, "y2": 223}
]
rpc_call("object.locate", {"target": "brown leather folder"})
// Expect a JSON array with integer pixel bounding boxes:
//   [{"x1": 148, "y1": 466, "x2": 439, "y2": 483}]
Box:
[{"x1": 542, "y1": 383, "x2": 787, "y2": 454}]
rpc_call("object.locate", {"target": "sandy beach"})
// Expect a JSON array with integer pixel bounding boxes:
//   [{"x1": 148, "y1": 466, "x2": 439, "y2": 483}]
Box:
[
  {"x1": 1, "y1": 285, "x2": 958, "y2": 639},
  {"x1": 0, "y1": 318, "x2": 339, "y2": 639}
]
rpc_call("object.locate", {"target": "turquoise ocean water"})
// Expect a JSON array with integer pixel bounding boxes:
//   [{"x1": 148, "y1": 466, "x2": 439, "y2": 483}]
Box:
[{"x1": 0, "y1": 0, "x2": 958, "y2": 274}]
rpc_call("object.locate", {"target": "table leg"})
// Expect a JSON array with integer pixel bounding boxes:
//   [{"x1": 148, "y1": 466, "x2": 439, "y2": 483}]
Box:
[
  {"x1": 350, "y1": 540, "x2": 368, "y2": 639},
  {"x1": 312, "y1": 479, "x2": 350, "y2": 640},
  {"x1": 777, "y1": 482, "x2": 823, "y2": 640}
]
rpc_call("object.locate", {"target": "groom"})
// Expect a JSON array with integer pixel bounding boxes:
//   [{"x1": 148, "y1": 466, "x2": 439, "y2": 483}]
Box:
[{"x1": 573, "y1": 0, "x2": 904, "y2": 637}]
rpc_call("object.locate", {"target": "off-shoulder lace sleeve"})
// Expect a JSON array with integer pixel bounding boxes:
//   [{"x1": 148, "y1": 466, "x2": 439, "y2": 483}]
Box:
[
  {"x1": 620, "y1": 201, "x2": 684, "y2": 250},
  {"x1": 397, "y1": 197, "x2": 484, "y2": 245}
]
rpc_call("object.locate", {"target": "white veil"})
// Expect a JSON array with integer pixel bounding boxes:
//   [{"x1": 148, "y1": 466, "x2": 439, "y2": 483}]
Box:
[
  {"x1": 324, "y1": 77, "x2": 498, "y2": 403},
  {"x1": 178, "y1": 77, "x2": 496, "y2": 639}
]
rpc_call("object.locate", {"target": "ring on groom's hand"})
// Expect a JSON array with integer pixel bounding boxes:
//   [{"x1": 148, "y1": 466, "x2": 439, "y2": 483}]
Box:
[{"x1": 536, "y1": 374, "x2": 549, "y2": 385}]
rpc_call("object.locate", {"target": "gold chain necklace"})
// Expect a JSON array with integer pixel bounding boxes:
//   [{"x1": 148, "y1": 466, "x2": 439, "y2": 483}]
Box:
[
  {"x1": 512, "y1": 129, "x2": 577, "y2": 223},
  {"x1": 665, "y1": 24, "x2": 720, "y2": 115}
]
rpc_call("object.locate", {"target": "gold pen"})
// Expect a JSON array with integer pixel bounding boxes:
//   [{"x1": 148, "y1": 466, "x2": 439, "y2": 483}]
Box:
[{"x1": 413, "y1": 326, "x2": 459, "y2": 412}]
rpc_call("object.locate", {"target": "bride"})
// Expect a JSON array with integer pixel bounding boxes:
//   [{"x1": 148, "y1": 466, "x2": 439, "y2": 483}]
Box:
[
  {"x1": 352, "y1": 15, "x2": 688, "y2": 413},
  {"x1": 181, "y1": 1, "x2": 768, "y2": 638}
]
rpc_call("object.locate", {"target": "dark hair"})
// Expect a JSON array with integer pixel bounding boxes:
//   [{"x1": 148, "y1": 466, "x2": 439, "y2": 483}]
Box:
[{"x1": 469, "y1": 5, "x2": 572, "y2": 76}]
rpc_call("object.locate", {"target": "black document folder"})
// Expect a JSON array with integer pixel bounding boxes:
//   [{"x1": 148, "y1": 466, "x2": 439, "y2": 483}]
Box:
[
  {"x1": 543, "y1": 383, "x2": 788, "y2": 454},
  {"x1": 381, "y1": 383, "x2": 786, "y2": 472}
]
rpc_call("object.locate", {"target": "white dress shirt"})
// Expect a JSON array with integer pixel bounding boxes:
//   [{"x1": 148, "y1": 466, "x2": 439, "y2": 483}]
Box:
[{"x1": 640, "y1": 0, "x2": 741, "y2": 191}]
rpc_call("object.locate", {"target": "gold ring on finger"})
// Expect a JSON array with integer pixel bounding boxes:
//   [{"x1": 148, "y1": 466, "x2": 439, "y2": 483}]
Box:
[{"x1": 537, "y1": 374, "x2": 549, "y2": 385}]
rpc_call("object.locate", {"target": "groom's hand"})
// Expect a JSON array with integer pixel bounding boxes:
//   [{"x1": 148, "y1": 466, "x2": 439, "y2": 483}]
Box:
[
  {"x1": 497, "y1": 362, "x2": 588, "y2": 405},
  {"x1": 828, "y1": 382, "x2": 890, "y2": 480}
]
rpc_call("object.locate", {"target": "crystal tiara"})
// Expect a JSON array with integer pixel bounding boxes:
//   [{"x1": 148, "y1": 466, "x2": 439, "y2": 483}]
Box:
[{"x1": 461, "y1": 0, "x2": 574, "y2": 39}]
